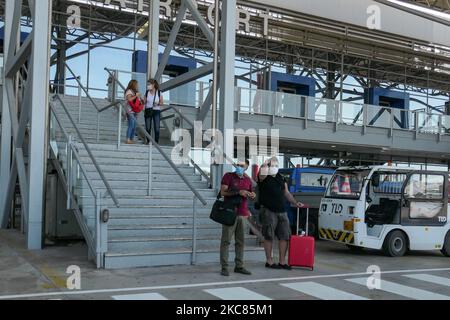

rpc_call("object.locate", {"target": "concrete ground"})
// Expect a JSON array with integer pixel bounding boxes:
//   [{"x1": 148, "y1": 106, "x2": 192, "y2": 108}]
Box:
[{"x1": 1, "y1": 229, "x2": 450, "y2": 300}]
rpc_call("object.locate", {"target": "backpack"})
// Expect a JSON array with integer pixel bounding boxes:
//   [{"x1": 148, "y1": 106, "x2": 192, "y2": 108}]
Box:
[{"x1": 128, "y1": 96, "x2": 144, "y2": 114}]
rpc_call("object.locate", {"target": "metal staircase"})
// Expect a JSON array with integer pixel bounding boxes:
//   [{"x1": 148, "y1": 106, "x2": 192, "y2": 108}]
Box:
[{"x1": 49, "y1": 93, "x2": 264, "y2": 269}]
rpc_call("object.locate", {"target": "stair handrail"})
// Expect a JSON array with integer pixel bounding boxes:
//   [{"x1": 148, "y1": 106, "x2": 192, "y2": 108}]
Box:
[
  {"x1": 50, "y1": 103, "x2": 108, "y2": 268},
  {"x1": 104, "y1": 68, "x2": 241, "y2": 185},
  {"x1": 104, "y1": 68, "x2": 219, "y2": 186},
  {"x1": 53, "y1": 95, "x2": 120, "y2": 208},
  {"x1": 116, "y1": 100, "x2": 207, "y2": 206},
  {"x1": 65, "y1": 62, "x2": 101, "y2": 112}
]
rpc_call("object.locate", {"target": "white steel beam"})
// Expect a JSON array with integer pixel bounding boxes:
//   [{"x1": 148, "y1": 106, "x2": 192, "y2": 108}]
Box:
[
  {"x1": 0, "y1": 0, "x2": 14, "y2": 228},
  {"x1": 147, "y1": 0, "x2": 160, "y2": 79},
  {"x1": 159, "y1": 63, "x2": 214, "y2": 92},
  {"x1": 218, "y1": 0, "x2": 236, "y2": 178},
  {"x1": 155, "y1": 2, "x2": 187, "y2": 82},
  {"x1": 27, "y1": 0, "x2": 52, "y2": 250},
  {"x1": 184, "y1": 0, "x2": 215, "y2": 47}
]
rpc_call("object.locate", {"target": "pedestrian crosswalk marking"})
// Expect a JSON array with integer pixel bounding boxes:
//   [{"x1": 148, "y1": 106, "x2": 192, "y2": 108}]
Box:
[
  {"x1": 112, "y1": 293, "x2": 168, "y2": 300},
  {"x1": 346, "y1": 277, "x2": 450, "y2": 300},
  {"x1": 403, "y1": 274, "x2": 450, "y2": 287},
  {"x1": 204, "y1": 287, "x2": 272, "y2": 300},
  {"x1": 281, "y1": 282, "x2": 369, "y2": 300}
]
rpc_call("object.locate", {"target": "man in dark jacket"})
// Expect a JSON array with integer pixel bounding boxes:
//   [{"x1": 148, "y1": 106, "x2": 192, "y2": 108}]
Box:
[{"x1": 258, "y1": 157, "x2": 304, "y2": 270}]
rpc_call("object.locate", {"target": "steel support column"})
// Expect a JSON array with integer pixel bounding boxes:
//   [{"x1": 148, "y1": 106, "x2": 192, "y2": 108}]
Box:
[
  {"x1": 218, "y1": 0, "x2": 236, "y2": 184},
  {"x1": 27, "y1": 0, "x2": 52, "y2": 249},
  {"x1": 0, "y1": 0, "x2": 14, "y2": 228},
  {"x1": 27, "y1": 0, "x2": 52, "y2": 250},
  {"x1": 147, "y1": 0, "x2": 160, "y2": 79}
]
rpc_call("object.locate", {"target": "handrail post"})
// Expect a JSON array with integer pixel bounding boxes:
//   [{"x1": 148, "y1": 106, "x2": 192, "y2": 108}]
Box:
[
  {"x1": 438, "y1": 114, "x2": 442, "y2": 142},
  {"x1": 414, "y1": 110, "x2": 419, "y2": 139},
  {"x1": 117, "y1": 103, "x2": 122, "y2": 149},
  {"x1": 148, "y1": 141, "x2": 153, "y2": 196},
  {"x1": 191, "y1": 196, "x2": 198, "y2": 265},
  {"x1": 97, "y1": 112, "x2": 100, "y2": 142},
  {"x1": 390, "y1": 107, "x2": 394, "y2": 137},
  {"x1": 67, "y1": 135, "x2": 73, "y2": 210},
  {"x1": 95, "y1": 190, "x2": 102, "y2": 269},
  {"x1": 304, "y1": 96, "x2": 309, "y2": 129},
  {"x1": 363, "y1": 104, "x2": 368, "y2": 135},
  {"x1": 78, "y1": 82, "x2": 82, "y2": 124}
]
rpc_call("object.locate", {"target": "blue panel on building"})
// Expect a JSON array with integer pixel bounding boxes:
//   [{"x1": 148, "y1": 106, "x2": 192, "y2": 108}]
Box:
[
  {"x1": 132, "y1": 51, "x2": 197, "y2": 75},
  {"x1": 268, "y1": 71, "x2": 315, "y2": 97},
  {"x1": 132, "y1": 51, "x2": 197, "y2": 107},
  {"x1": 365, "y1": 88, "x2": 410, "y2": 129}
]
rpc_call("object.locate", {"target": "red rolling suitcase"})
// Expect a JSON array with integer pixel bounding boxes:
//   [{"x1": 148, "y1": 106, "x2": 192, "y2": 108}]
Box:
[{"x1": 288, "y1": 206, "x2": 315, "y2": 270}]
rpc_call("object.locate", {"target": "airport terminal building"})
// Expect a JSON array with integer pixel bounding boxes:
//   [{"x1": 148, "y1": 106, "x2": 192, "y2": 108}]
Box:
[{"x1": 0, "y1": 0, "x2": 450, "y2": 269}]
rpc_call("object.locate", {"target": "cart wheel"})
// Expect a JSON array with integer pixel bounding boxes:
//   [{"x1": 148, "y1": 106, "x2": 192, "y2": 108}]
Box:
[
  {"x1": 383, "y1": 230, "x2": 408, "y2": 257},
  {"x1": 441, "y1": 232, "x2": 450, "y2": 257}
]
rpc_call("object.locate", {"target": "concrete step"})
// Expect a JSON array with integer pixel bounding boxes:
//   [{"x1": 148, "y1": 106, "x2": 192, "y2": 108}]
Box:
[
  {"x1": 75, "y1": 170, "x2": 202, "y2": 183},
  {"x1": 78, "y1": 195, "x2": 216, "y2": 207},
  {"x1": 104, "y1": 246, "x2": 265, "y2": 269},
  {"x1": 75, "y1": 187, "x2": 216, "y2": 198},
  {"x1": 76, "y1": 156, "x2": 191, "y2": 168},
  {"x1": 81, "y1": 163, "x2": 196, "y2": 175},
  {"x1": 108, "y1": 215, "x2": 215, "y2": 226},
  {"x1": 108, "y1": 235, "x2": 258, "y2": 251},
  {"x1": 85, "y1": 143, "x2": 176, "y2": 153},
  {"x1": 107, "y1": 205, "x2": 212, "y2": 215},
  {"x1": 82, "y1": 178, "x2": 207, "y2": 189},
  {"x1": 77, "y1": 149, "x2": 181, "y2": 161},
  {"x1": 108, "y1": 224, "x2": 222, "y2": 238}
]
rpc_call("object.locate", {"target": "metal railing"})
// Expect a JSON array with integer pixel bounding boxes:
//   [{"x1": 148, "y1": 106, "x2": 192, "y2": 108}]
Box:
[
  {"x1": 108, "y1": 68, "x2": 210, "y2": 108},
  {"x1": 49, "y1": 102, "x2": 110, "y2": 268},
  {"x1": 104, "y1": 68, "x2": 211, "y2": 264},
  {"x1": 63, "y1": 63, "x2": 107, "y2": 141},
  {"x1": 54, "y1": 94, "x2": 120, "y2": 207},
  {"x1": 235, "y1": 87, "x2": 450, "y2": 137}
]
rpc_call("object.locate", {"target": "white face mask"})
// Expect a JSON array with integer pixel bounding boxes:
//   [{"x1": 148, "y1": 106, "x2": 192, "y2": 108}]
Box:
[{"x1": 269, "y1": 166, "x2": 279, "y2": 176}]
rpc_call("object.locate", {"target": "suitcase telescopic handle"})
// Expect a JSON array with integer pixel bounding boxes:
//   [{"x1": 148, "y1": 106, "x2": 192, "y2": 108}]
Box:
[{"x1": 296, "y1": 204, "x2": 310, "y2": 236}]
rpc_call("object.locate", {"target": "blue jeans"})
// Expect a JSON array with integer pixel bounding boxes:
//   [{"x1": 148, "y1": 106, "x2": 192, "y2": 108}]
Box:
[
  {"x1": 127, "y1": 113, "x2": 137, "y2": 140},
  {"x1": 145, "y1": 109, "x2": 161, "y2": 144}
]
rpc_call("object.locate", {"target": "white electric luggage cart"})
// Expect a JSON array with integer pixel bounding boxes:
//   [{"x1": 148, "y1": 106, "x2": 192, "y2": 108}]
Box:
[{"x1": 318, "y1": 166, "x2": 450, "y2": 257}]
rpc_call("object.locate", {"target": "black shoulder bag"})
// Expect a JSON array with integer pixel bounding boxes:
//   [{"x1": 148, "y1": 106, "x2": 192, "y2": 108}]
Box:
[
  {"x1": 144, "y1": 90, "x2": 160, "y2": 119},
  {"x1": 210, "y1": 177, "x2": 243, "y2": 226}
]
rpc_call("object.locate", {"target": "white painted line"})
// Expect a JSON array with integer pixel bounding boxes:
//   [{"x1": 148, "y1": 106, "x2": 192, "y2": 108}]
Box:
[
  {"x1": 112, "y1": 293, "x2": 168, "y2": 300},
  {"x1": 347, "y1": 277, "x2": 450, "y2": 300},
  {"x1": 403, "y1": 274, "x2": 450, "y2": 287},
  {"x1": 281, "y1": 282, "x2": 369, "y2": 300},
  {"x1": 204, "y1": 287, "x2": 271, "y2": 300},
  {"x1": 1, "y1": 267, "x2": 450, "y2": 300}
]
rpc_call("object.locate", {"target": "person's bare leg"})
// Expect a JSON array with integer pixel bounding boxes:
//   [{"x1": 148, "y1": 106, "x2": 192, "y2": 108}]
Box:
[
  {"x1": 279, "y1": 240, "x2": 288, "y2": 265},
  {"x1": 264, "y1": 240, "x2": 274, "y2": 265}
]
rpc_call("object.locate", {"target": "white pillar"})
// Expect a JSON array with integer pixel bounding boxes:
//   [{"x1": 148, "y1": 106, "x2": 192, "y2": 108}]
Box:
[
  {"x1": 147, "y1": 0, "x2": 160, "y2": 79},
  {"x1": 27, "y1": 0, "x2": 52, "y2": 249},
  {"x1": 0, "y1": 0, "x2": 14, "y2": 228},
  {"x1": 218, "y1": 0, "x2": 236, "y2": 178}
]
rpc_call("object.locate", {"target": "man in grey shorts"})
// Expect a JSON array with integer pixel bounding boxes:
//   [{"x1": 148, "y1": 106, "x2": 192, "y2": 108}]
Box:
[{"x1": 258, "y1": 157, "x2": 304, "y2": 270}]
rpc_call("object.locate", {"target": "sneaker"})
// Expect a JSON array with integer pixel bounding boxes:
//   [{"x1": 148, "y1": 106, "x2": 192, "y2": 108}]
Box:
[
  {"x1": 278, "y1": 264, "x2": 292, "y2": 270},
  {"x1": 221, "y1": 269, "x2": 230, "y2": 277},
  {"x1": 234, "y1": 267, "x2": 252, "y2": 275}
]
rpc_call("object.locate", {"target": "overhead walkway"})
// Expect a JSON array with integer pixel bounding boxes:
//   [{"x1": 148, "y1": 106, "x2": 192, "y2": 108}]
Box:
[{"x1": 164, "y1": 86, "x2": 450, "y2": 164}]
